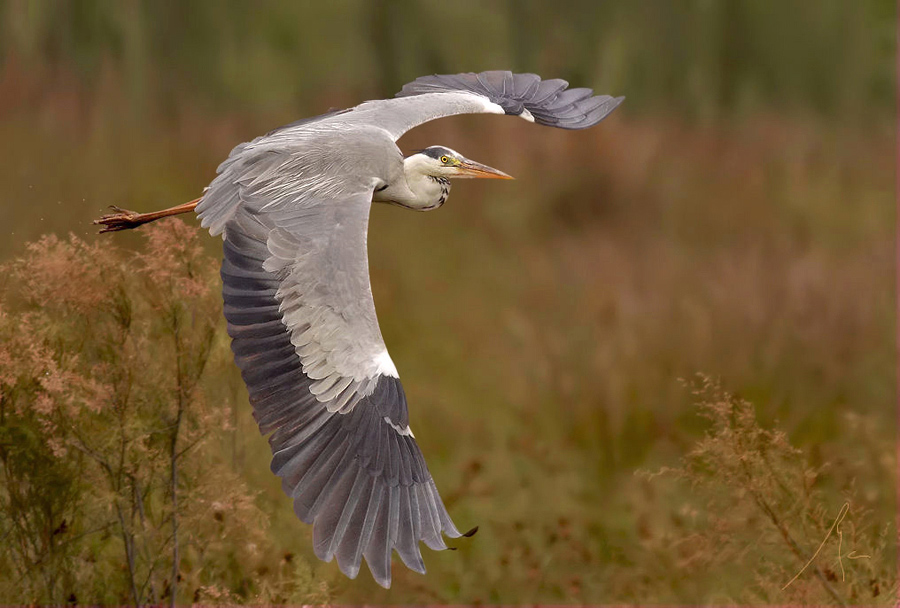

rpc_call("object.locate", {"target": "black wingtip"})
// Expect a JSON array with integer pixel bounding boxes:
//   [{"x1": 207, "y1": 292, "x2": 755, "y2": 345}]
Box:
[{"x1": 447, "y1": 525, "x2": 479, "y2": 550}]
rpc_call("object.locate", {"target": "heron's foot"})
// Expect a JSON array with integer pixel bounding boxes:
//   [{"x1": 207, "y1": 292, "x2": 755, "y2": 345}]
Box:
[
  {"x1": 93, "y1": 206, "x2": 151, "y2": 233},
  {"x1": 93, "y1": 199, "x2": 201, "y2": 234}
]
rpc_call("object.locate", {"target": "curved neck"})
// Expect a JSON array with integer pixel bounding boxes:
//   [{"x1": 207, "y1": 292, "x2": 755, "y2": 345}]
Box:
[{"x1": 376, "y1": 155, "x2": 450, "y2": 210}]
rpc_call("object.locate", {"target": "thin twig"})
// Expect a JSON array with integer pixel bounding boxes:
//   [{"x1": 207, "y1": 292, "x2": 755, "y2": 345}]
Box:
[
  {"x1": 737, "y1": 457, "x2": 846, "y2": 606},
  {"x1": 169, "y1": 308, "x2": 184, "y2": 608},
  {"x1": 132, "y1": 478, "x2": 159, "y2": 605},
  {"x1": 174, "y1": 431, "x2": 208, "y2": 460},
  {"x1": 115, "y1": 500, "x2": 141, "y2": 607},
  {"x1": 780, "y1": 501, "x2": 849, "y2": 596}
]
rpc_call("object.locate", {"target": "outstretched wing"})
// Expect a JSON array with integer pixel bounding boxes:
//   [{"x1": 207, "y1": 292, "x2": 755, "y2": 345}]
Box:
[
  {"x1": 194, "y1": 71, "x2": 620, "y2": 587},
  {"x1": 323, "y1": 70, "x2": 623, "y2": 140},
  {"x1": 197, "y1": 144, "x2": 466, "y2": 588}
]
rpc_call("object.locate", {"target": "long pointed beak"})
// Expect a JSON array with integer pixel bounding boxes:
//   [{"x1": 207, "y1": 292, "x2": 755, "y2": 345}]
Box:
[{"x1": 455, "y1": 159, "x2": 514, "y2": 180}]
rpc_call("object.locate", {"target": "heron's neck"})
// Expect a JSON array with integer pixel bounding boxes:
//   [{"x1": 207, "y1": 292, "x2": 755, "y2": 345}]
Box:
[
  {"x1": 410, "y1": 174, "x2": 450, "y2": 211},
  {"x1": 378, "y1": 156, "x2": 450, "y2": 211}
]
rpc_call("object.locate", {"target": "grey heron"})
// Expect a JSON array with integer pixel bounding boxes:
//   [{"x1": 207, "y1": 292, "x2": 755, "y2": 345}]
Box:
[{"x1": 95, "y1": 71, "x2": 623, "y2": 588}]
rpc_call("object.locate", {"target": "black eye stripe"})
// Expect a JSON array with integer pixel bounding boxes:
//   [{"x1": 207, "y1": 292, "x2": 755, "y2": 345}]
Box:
[{"x1": 422, "y1": 146, "x2": 455, "y2": 160}]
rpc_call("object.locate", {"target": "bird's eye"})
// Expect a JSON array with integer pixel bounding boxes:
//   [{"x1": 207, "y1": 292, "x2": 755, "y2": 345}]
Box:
[{"x1": 440, "y1": 156, "x2": 449, "y2": 164}]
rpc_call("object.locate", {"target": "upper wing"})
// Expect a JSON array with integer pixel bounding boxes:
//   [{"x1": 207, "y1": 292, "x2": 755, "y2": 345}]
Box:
[
  {"x1": 197, "y1": 145, "x2": 465, "y2": 588},
  {"x1": 325, "y1": 70, "x2": 624, "y2": 140}
]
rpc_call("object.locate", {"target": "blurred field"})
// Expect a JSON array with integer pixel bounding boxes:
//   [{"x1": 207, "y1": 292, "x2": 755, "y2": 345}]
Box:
[{"x1": 0, "y1": 1, "x2": 895, "y2": 604}]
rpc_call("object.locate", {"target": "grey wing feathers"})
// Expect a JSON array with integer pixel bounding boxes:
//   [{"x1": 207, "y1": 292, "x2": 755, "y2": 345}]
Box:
[
  {"x1": 397, "y1": 70, "x2": 624, "y2": 130},
  {"x1": 193, "y1": 69, "x2": 618, "y2": 587},
  {"x1": 220, "y1": 210, "x2": 463, "y2": 587}
]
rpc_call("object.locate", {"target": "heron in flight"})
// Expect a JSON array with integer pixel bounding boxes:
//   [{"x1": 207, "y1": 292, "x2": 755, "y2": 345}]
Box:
[{"x1": 95, "y1": 71, "x2": 622, "y2": 588}]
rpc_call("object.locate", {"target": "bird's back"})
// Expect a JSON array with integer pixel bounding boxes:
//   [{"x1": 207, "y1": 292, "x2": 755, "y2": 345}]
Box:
[{"x1": 197, "y1": 122, "x2": 400, "y2": 237}]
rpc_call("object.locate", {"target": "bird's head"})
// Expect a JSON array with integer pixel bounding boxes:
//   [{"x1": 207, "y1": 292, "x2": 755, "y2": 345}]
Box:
[{"x1": 409, "y1": 146, "x2": 513, "y2": 180}]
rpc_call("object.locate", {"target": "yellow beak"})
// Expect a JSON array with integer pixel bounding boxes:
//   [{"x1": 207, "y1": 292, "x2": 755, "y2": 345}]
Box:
[{"x1": 454, "y1": 159, "x2": 514, "y2": 179}]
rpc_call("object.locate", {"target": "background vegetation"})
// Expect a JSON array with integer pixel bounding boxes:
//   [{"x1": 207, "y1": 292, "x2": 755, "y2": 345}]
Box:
[{"x1": 0, "y1": 0, "x2": 895, "y2": 604}]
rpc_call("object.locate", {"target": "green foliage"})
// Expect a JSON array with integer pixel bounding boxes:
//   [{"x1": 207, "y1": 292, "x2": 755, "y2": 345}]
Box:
[
  {"x1": 0, "y1": 223, "x2": 328, "y2": 604},
  {"x1": 0, "y1": 0, "x2": 893, "y2": 122}
]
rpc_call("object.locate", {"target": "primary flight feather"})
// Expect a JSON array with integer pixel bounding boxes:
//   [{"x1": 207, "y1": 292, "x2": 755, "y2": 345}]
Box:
[{"x1": 95, "y1": 70, "x2": 623, "y2": 588}]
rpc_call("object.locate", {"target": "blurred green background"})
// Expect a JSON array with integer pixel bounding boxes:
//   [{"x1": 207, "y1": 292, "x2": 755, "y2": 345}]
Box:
[{"x1": 0, "y1": 0, "x2": 895, "y2": 604}]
